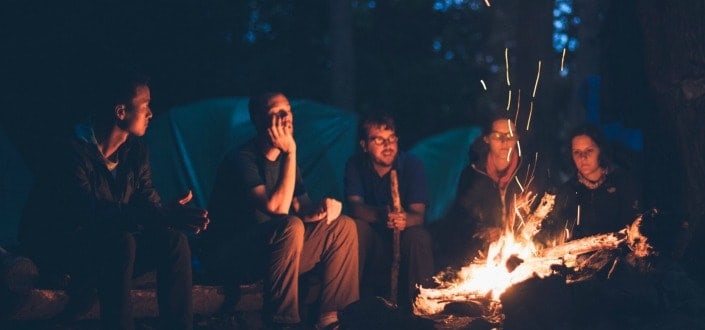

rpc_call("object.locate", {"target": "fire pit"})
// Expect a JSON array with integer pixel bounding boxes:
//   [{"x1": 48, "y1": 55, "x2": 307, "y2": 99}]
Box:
[{"x1": 414, "y1": 195, "x2": 655, "y2": 329}]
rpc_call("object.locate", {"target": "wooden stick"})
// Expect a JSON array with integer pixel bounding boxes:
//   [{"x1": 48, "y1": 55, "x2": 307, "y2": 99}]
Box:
[{"x1": 389, "y1": 170, "x2": 402, "y2": 305}]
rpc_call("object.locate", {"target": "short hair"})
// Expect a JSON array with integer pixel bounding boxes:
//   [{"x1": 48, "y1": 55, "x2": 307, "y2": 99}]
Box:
[
  {"x1": 566, "y1": 123, "x2": 613, "y2": 169},
  {"x1": 358, "y1": 112, "x2": 396, "y2": 141},
  {"x1": 93, "y1": 65, "x2": 150, "y2": 123},
  {"x1": 248, "y1": 92, "x2": 284, "y2": 133}
]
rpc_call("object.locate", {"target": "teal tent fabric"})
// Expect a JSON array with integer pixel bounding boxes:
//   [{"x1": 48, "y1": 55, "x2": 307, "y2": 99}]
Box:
[
  {"x1": 144, "y1": 97, "x2": 481, "y2": 224},
  {"x1": 0, "y1": 128, "x2": 33, "y2": 246},
  {"x1": 409, "y1": 127, "x2": 481, "y2": 223},
  {"x1": 144, "y1": 97, "x2": 359, "y2": 209},
  {"x1": 0, "y1": 100, "x2": 480, "y2": 246}
]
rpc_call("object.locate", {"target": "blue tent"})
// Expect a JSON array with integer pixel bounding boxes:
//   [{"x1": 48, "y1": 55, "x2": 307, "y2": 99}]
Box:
[
  {"x1": 144, "y1": 97, "x2": 359, "y2": 208},
  {"x1": 144, "y1": 97, "x2": 480, "y2": 224},
  {"x1": 0, "y1": 98, "x2": 480, "y2": 247},
  {"x1": 0, "y1": 128, "x2": 33, "y2": 246}
]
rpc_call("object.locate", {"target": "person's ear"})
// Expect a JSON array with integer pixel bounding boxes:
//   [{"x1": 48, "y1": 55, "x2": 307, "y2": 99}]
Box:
[
  {"x1": 359, "y1": 140, "x2": 367, "y2": 152},
  {"x1": 115, "y1": 104, "x2": 127, "y2": 120}
]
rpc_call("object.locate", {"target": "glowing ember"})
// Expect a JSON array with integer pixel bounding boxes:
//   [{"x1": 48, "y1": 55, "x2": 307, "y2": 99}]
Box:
[{"x1": 480, "y1": 79, "x2": 488, "y2": 90}]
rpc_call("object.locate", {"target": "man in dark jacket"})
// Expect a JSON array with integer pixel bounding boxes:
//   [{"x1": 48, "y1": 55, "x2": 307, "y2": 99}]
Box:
[{"x1": 19, "y1": 67, "x2": 209, "y2": 330}]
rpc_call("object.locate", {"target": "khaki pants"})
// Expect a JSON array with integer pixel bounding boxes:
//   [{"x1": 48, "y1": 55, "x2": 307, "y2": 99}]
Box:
[{"x1": 263, "y1": 214, "x2": 359, "y2": 324}]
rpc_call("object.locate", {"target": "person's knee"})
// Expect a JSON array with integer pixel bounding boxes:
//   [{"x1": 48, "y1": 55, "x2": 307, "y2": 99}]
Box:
[
  {"x1": 334, "y1": 215, "x2": 358, "y2": 239},
  {"x1": 353, "y1": 217, "x2": 373, "y2": 242},
  {"x1": 164, "y1": 229, "x2": 191, "y2": 259},
  {"x1": 278, "y1": 215, "x2": 305, "y2": 248},
  {"x1": 401, "y1": 226, "x2": 432, "y2": 251}
]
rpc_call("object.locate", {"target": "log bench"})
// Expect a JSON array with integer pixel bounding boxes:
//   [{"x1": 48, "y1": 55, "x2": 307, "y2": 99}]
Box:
[{"x1": 0, "y1": 246, "x2": 265, "y2": 323}]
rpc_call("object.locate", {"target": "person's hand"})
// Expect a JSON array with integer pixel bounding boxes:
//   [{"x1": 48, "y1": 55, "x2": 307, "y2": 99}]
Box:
[
  {"x1": 171, "y1": 190, "x2": 210, "y2": 234},
  {"x1": 387, "y1": 209, "x2": 407, "y2": 231},
  {"x1": 302, "y1": 198, "x2": 341, "y2": 224},
  {"x1": 268, "y1": 112, "x2": 296, "y2": 154},
  {"x1": 324, "y1": 198, "x2": 342, "y2": 224}
]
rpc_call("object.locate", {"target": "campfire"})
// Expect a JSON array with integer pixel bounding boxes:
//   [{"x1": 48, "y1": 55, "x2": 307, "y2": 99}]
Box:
[{"x1": 413, "y1": 193, "x2": 655, "y2": 326}]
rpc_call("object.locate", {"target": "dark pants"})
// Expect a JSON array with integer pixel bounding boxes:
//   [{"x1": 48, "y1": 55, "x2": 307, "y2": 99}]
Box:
[
  {"x1": 355, "y1": 220, "x2": 434, "y2": 306},
  {"x1": 96, "y1": 228, "x2": 193, "y2": 330},
  {"x1": 28, "y1": 227, "x2": 193, "y2": 330}
]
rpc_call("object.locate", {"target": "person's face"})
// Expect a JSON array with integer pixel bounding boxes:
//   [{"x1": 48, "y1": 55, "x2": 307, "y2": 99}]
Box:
[
  {"x1": 265, "y1": 94, "x2": 293, "y2": 132},
  {"x1": 484, "y1": 119, "x2": 517, "y2": 160},
  {"x1": 571, "y1": 134, "x2": 601, "y2": 178},
  {"x1": 121, "y1": 85, "x2": 152, "y2": 137},
  {"x1": 361, "y1": 125, "x2": 398, "y2": 168}
]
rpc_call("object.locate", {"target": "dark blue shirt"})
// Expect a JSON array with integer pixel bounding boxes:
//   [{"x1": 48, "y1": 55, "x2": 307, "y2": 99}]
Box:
[{"x1": 344, "y1": 151, "x2": 429, "y2": 212}]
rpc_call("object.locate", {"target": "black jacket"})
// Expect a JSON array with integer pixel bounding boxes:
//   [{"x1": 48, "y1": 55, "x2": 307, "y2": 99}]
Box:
[
  {"x1": 541, "y1": 167, "x2": 642, "y2": 241},
  {"x1": 20, "y1": 125, "x2": 165, "y2": 247}
]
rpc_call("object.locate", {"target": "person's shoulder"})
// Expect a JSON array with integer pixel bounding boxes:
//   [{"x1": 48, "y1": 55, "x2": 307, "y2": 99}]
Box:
[
  {"x1": 607, "y1": 166, "x2": 640, "y2": 187},
  {"x1": 346, "y1": 151, "x2": 367, "y2": 167},
  {"x1": 221, "y1": 138, "x2": 258, "y2": 162}
]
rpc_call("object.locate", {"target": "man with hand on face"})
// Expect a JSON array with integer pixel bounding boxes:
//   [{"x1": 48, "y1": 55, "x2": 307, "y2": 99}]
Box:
[
  {"x1": 344, "y1": 113, "x2": 434, "y2": 309},
  {"x1": 19, "y1": 67, "x2": 209, "y2": 330},
  {"x1": 204, "y1": 92, "x2": 358, "y2": 329}
]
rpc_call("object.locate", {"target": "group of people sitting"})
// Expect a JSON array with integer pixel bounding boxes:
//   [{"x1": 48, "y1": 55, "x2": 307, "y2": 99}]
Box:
[{"x1": 17, "y1": 69, "x2": 642, "y2": 330}]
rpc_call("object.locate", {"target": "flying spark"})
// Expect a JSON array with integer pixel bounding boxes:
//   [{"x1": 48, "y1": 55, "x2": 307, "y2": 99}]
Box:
[
  {"x1": 532, "y1": 60, "x2": 542, "y2": 98},
  {"x1": 514, "y1": 89, "x2": 521, "y2": 123},
  {"x1": 505, "y1": 48, "x2": 511, "y2": 86},
  {"x1": 526, "y1": 102, "x2": 534, "y2": 131},
  {"x1": 480, "y1": 79, "x2": 488, "y2": 91},
  {"x1": 561, "y1": 48, "x2": 566, "y2": 72},
  {"x1": 514, "y1": 176, "x2": 525, "y2": 192},
  {"x1": 506, "y1": 90, "x2": 512, "y2": 110}
]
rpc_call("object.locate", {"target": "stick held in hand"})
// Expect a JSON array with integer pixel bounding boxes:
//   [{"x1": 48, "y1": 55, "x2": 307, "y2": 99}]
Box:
[{"x1": 389, "y1": 169, "x2": 402, "y2": 305}]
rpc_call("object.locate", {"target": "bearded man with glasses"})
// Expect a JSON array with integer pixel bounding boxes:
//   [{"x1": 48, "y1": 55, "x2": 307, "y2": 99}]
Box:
[{"x1": 343, "y1": 113, "x2": 434, "y2": 311}]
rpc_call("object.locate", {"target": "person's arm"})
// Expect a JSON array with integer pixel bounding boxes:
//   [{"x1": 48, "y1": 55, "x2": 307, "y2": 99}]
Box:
[
  {"x1": 251, "y1": 114, "x2": 298, "y2": 215},
  {"x1": 390, "y1": 155, "x2": 429, "y2": 229},
  {"x1": 347, "y1": 195, "x2": 387, "y2": 224},
  {"x1": 251, "y1": 151, "x2": 297, "y2": 215},
  {"x1": 291, "y1": 193, "x2": 342, "y2": 223}
]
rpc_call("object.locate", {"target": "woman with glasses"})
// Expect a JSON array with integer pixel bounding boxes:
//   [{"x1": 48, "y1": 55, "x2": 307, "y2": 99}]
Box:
[{"x1": 434, "y1": 112, "x2": 533, "y2": 269}]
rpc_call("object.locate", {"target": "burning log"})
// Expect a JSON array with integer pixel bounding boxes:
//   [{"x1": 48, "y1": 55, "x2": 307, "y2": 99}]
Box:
[
  {"x1": 414, "y1": 213, "x2": 654, "y2": 318},
  {"x1": 517, "y1": 192, "x2": 555, "y2": 242}
]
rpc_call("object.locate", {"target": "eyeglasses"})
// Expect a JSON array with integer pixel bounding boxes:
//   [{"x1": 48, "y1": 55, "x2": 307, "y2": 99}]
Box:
[
  {"x1": 488, "y1": 131, "x2": 517, "y2": 142},
  {"x1": 368, "y1": 135, "x2": 399, "y2": 146}
]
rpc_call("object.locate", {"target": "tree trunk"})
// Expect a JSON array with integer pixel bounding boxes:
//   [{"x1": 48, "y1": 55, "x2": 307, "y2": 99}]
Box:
[
  {"x1": 636, "y1": 1, "x2": 705, "y2": 279},
  {"x1": 329, "y1": 0, "x2": 356, "y2": 111}
]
